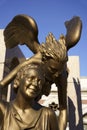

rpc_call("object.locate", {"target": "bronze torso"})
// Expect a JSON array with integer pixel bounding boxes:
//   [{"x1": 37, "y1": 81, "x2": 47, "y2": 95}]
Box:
[{"x1": 1, "y1": 102, "x2": 58, "y2": 130}]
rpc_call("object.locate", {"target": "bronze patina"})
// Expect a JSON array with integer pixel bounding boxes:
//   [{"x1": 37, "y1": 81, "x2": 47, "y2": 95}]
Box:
[{"x1": 0, "y1": 14, "x2": 82, "y2": 130}]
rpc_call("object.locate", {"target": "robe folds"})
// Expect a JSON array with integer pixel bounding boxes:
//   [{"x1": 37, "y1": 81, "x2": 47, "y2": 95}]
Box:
[{"x1": 0, "y1": 103, "x2": 58, "y2": 130}]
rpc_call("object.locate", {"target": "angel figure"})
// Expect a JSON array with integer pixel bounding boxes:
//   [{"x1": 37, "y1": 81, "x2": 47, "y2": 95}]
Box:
[{"x1": 0, "y1": 14, "x2": 82, "y2": 130}]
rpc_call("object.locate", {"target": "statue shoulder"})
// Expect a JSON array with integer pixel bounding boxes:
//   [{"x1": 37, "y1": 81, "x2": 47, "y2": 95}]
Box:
[
  {"x1": 42, "y1": 107, "x2": 58, "y2": 129},
  {"x1": 0, "y1": 100, "x2": 9, "y2": 124},
  {"x1": 42, "y1": 106, "x2": 56, "y2": 117},
  {"x1": 0, "y1": 100, "x2": 8, "y2": 114}
]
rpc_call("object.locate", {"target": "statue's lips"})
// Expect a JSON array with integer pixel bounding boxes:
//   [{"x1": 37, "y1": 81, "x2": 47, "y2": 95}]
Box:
[{"x1": 26, "y1": 85, "x2": 38, "y2": 92}]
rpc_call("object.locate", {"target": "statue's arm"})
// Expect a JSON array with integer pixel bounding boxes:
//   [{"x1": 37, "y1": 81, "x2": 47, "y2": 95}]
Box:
[
  {"x1": 0, "y1": 53, "x2": 42, "y2": 87},
  {"x1": 48, "y1": 108, "x2": 59, "y2": 130},
  {"x1": 54, "y1": 67, "x2": 68, "y2": 130}
]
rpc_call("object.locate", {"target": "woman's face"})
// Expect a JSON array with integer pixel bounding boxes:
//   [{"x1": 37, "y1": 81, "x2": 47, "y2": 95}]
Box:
[
  {"x1": 44, "y1": 59, "x2": 64, "y2": 81},
  {"x1": 19, "y1": 69, "x2": 45, "y2": 100}
]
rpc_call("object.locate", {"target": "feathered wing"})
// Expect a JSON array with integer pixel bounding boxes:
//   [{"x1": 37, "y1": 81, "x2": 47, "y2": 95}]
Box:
[
  {"x1": 4, "y1": 14, "x2": 40, "y2": 54},
  {"x1": 65, "y1": 16, "x2": 82, "y2": 50}
]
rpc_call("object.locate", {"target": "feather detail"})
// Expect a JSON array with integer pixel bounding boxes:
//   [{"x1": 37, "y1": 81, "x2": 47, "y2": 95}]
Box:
[{"x1": 4, "y1": 14, "x2": 40, "y2": 53}]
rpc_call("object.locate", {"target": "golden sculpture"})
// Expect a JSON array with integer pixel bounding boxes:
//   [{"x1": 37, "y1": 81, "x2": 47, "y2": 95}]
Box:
[
  {"x1": 0, "y1": 64, "x2": 58, "y2": 130},
  {"x1": 0, "y1": 14, "x2": 82, "y2": 130}
]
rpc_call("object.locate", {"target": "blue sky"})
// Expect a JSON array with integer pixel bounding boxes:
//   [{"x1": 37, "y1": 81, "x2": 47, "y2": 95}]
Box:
[{"x1": 0, "y1": 0, "x2": 87, "y2": 76}]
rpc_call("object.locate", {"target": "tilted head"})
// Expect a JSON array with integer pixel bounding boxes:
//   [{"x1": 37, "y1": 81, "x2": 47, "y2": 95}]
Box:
[
  {"x1": 39, "y1": 33, "x2": 68, "y2": 81},
  {"x1": 13, "y1": 63, "x2": 45, "y2": 96},
  {"x1": 39, "y1": 33, "x2": 67, "y2": 63}
]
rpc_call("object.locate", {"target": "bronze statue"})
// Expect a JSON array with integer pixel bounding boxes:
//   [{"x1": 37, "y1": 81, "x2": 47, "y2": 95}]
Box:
[
  {"x1": 0, "y1": 14, "x2": 82, "y2": 130},
  {"x1": 0, "y1": 64, "x2": 58, "y2": 130}
]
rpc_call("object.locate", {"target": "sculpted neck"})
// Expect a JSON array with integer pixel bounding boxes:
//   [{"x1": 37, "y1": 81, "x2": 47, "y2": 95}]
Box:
[{"x1": 13, "y1": 91, "x2": 35, "y2": 110}]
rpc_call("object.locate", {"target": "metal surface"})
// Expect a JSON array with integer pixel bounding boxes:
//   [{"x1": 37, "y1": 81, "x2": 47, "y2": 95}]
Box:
[{"x1": 0, "y1": 14, "x2": 82, "y2": 130}]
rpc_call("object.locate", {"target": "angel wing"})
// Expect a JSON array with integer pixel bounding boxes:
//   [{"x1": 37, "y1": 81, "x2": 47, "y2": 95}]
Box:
[
  {"x1": 4, "y1": 14, "x2": 40, "y2": 54},
  {"x1": 65, "y1": 16, "x2": 82, "y2": 50}
]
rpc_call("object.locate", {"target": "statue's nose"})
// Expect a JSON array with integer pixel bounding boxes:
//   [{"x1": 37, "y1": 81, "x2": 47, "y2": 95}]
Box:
[{"x1": 32, "y1": 78, "x2": 39, "y2": 86}]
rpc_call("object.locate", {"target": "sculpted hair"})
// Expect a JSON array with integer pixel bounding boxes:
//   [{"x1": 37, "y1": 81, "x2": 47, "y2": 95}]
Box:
[{"x1": 39, "y1": 33, "x2": 68, "y2": 63}]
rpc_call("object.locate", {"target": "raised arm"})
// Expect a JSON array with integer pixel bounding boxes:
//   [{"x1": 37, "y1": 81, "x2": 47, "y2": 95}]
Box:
[
  {"x1": 0, "y1": 14, "x2": 42, "y2": 88},
  {"x1": 0, "y1": 53, "x2": 42, "y2": 87}
]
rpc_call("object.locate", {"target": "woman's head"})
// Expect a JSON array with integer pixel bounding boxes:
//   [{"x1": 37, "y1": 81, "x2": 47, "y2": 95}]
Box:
[
  {"x1": 39, "y1": 33, "x2": 68, "y2": 81},
  {"x1": 13, "y1": 64, "x2": 45, "y2": 94},
  {"x1": 13, "y1": 63, "x2": 53, "y2": 101}
]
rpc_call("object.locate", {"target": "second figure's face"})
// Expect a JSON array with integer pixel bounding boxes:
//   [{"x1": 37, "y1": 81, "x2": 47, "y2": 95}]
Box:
[
  {"x1": 19, "y1": 68, "x2": 45, "y2": 99},
  {"x1": 44, "y1": 59, "x2": 64, "y2": 81}
]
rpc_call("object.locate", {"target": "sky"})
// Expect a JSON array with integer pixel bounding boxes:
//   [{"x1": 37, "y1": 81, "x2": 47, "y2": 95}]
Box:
[{"x1": 0, "y1": 0, "x2": 87, "y2": 76}]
